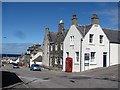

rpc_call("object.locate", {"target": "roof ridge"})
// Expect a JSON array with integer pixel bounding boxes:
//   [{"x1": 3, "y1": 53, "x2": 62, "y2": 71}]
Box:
[
  {"x1": 103, "y1": 28, "x2": 119, "y2": 31},
  {"x1": 77, "y1": 24, "x2": 92, "y2": 27}
]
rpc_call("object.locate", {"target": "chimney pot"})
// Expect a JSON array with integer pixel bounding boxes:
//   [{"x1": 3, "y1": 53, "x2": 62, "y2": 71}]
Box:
[
  {"x1": 72, "y1": 14, "x2": 78, "y2": 26},
  {"x1": 73, "y1": 14, "x2": 77, "y2": 19},
  {"x1": 91, "y1": 14, "x2": 99, "y2": 24}
]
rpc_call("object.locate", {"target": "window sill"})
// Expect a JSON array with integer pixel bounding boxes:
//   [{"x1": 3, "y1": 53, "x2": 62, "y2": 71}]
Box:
[
  {"x1": 74, "y1": 63, "x2": 79, "y2": 65},
  {"x1": 99, "y1": 44, "x2": 105, "y2": 46},
  {"x1": 90, "y1": 62, "x2": 97, "y2": 65},
  {"x1": 70, "y1": 44, "x2": 74, "y2": 46},
  {"x1": 88, "y1": 43, "x2": 95, "y2": 46},
  {"x1": 70, "y1": 42, "x2": 74, "y2": 46}
]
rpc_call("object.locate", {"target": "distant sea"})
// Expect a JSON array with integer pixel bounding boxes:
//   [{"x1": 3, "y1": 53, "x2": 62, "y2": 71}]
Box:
[{"x1": 0, "y1": 54, "x2": 21, "y2": 58}]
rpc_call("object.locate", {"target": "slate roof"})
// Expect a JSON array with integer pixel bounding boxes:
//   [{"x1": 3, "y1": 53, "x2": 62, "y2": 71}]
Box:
[
  {"x1": 33, "y1": 55, "x2": 42, "y2": 62},
  {"x1": 77, "y1": 24, "x2": 92, "y2": 36},
  {"x1": 48, "y1": 29, "x2": 68, "y2": 43},
  {"x1": 77, "y1": 24, "x2": 120, "y2": 44},
  {"x1": 49, "y1": 32, "x2": 57, "y2": 43},
  {"x1": 103, "y1": 29, "x2": 120, "y2": 44}
]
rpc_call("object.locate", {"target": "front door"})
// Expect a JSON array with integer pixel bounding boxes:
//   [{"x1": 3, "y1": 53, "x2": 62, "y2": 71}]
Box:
[
  {"x1": 84, "y1": 53, "x2": 90, "y2": 70},
  {"x1": 103, "y1": 52, "x2": 107, "y2": 67}
]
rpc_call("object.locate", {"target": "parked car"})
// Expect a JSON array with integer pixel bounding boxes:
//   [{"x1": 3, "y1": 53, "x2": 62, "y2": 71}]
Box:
[
  {"x1": 18, "y1": 63, "x2": 23, "y2": 67},
  {"x1": 2, "y1": 64, "x2": 4, "y2": 66},
  {"x1": 30, "y1": 64, "x2": 41, "y2": 71},
  {"x1": 13, "y1": 63, "x2": 19, "y2": 68},
  {"x1": 39, "y1": 65, "x2": 51, "y2": 70}
]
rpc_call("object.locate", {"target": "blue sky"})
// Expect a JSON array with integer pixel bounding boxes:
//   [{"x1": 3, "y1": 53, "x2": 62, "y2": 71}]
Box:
[{"x1": 2, "y1": 2, "x2": 118, "y2": 54}]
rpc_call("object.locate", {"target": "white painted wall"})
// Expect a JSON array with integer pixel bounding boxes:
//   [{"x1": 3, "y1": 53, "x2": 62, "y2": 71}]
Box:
[
  {"x1": 14, "y1": 58, "x2": 20, "y2": 63},
  {"x1": 31, "y1": 52, "x2": 42, "y2": 61},
  {"x1": 30, "y1": 51, "x2": 43, "y2": 67},
  {"x1": 110, "y1": 43, "x2": 120, "y2": 65},
  {"x1": 82, "y1": 24, "x2": 110, "y2": 71},
  {"x1": 63, "y1": 25, "x2": 83, "y2": 72}
]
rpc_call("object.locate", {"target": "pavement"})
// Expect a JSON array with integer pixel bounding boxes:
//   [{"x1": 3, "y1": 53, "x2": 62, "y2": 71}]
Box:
[
  {"x1": 70, "y1": 64, "x2": 119, "y2": 82},
  {"x1": 1, "y1": 64, "x2": 119, "y2": 89}
]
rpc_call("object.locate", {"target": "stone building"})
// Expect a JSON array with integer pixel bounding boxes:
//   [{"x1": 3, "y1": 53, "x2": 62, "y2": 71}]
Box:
[{"x1": 42, "y1": 20, "x2": 67, "y2": 69}]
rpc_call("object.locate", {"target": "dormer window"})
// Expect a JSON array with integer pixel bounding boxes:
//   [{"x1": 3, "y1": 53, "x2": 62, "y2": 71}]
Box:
[
  {"x1": 89, "y1": 34, "x2": 94, "y2": 43},
  {"x1": 99, "y1": 35, "x2": 103, "y2": 44}
]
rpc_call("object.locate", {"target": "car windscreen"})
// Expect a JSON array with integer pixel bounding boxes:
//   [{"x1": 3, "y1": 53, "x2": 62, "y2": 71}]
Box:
[
  {"x1": 13, "y1": 64, "x2": 18, "y2": 66},
  {"x1": 34, "y1": 65, "x2": 40, "y2": 67}
]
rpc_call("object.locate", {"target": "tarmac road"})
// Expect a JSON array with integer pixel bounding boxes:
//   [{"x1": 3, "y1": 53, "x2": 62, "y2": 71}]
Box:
[{"x1": 1, "y1": 64, "x2": 119, "y2": 88}]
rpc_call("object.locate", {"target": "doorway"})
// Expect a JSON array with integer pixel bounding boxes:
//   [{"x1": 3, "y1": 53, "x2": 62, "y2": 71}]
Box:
[{"x1": 103, "y1": 52, "x2": 107, "y2": 67}]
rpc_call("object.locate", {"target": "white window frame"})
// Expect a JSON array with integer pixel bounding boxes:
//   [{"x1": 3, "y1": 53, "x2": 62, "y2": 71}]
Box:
[
  {"x1": 90, "y1": 52, "x2": 97, "y2": 65},
  {"x1": 55, "y1": 58, "x2": 57, "y2": 64},
  {"x1": 55, "y1": 44, "x2": 58, "y2": 51},
  {"x1": 66, "y1": 52, "x2": 69, "y2": 57},
  {"x1": 51, "y1": 45, "x2": 53, "y2": 51},
  {"x1": 99, "y1": 35, "x2": 104, "y2": 44},
  {"x1": 89, "y1": 34, "x2": 94, "y2": 44},
  {"x1": 60, "y1": 58, "x2": 63, "y2": 65},
  {"x1": 75, "y1": 52, "x2": 79, "y2": 63},
  {"x1": 91, "y1": 52, "x2": 96, "y2": 62},
  {"x1": 84, "y1": 53, "x2": 90, "y2": 66},
  {"x1": 70, "y1": 35, "x2": 74, "y2": 46}
]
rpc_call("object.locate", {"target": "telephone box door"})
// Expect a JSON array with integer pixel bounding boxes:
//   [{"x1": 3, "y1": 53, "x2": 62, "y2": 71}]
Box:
[{"x1": 65, "y1": 57, "x2": 73, "y2": 72}]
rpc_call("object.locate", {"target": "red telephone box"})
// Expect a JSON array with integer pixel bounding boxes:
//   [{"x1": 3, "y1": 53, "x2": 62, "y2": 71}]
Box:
[{"x1": 65, "y1": 57, "x2": 73, "y2": 72}]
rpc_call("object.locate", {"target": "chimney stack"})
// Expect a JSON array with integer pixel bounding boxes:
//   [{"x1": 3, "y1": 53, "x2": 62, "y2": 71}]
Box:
[
  {"x1": 72, "y1": 14, "x2": 78, "y2": 26},
  {"x1": 91, "y1": 14, "x2": 99, "y2": 24},
  {"x1": 58, "y1": 19, "x2": 64, "y2": 32},
  {"x1": 45, "y1": 25, "x2": 49, "y2": 35}
]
